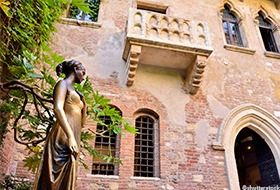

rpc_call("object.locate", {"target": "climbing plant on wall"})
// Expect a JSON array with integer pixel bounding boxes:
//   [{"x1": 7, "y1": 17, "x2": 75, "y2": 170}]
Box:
[{"x1": 0, "y1": 0, "x2": 136, "y2": 173}]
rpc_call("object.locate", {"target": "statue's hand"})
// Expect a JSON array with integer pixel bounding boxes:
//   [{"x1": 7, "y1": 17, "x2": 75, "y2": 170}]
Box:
[{"x1": 69, "y1": 136, "x2": 78, "y2": 157}]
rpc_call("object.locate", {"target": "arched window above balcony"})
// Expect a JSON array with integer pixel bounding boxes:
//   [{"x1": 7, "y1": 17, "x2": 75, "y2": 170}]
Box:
[
  {"x1": 221, "y1": 4, "x2": 243, "y2": 47},
  {"x1": 256, "y1": 12, "x2": 279, "y2": 53}
]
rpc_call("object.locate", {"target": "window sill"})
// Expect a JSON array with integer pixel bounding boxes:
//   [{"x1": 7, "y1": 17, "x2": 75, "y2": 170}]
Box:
[
  {"x1": 264, "y1": 51, "x2": 280, "y2": 59},
  {"x1": 60, "y1": 18, "x2": 102, "y2": 28},
  {"x1": 224, "y1": 44, "x2": 256, "y2": 55},
  {"x1": 81, "y1": 174, "x2": 119, "y2": 179},
  {"x1": 130, "y1": 176, "x2": 160, "y2": 181}
]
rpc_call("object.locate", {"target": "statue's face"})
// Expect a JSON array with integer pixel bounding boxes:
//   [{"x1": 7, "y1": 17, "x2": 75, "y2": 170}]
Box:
[{"x1": 74, "y1": 64, "x2": 86, "y2": 84}]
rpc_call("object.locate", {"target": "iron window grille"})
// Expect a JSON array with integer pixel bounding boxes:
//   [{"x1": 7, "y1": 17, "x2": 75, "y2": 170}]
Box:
[
  {"x1": 257, "y1": 13, "x2": 279, "y2": 53},
  {"x1": 222, "y1": 6, "x2": 243, "y2": 47},
  {"x1": 134, "y1": 115, "x2": 159, "y2": 177},
  {"x1": 92, "y1": 116, "x2": 120, "y2": 175}
]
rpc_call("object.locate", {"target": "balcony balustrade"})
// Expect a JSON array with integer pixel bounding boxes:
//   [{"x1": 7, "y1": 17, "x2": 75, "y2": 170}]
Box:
[{"x1": 122, "y1": 8, "x2": 213, "y2": 94}]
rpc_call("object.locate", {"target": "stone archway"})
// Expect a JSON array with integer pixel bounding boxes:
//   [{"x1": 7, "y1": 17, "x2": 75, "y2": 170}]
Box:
[{"x1": 212, "y1": 104, "x2": 280, "y2": 189}]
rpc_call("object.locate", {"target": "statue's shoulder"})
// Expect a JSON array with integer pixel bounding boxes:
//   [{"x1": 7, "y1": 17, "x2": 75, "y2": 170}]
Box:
[
  {"x1": 54, "y1": 79, "x2": 69, "y2": 94},
  {"x1": 55, "y1": 79, "x2": 66, "y2": 87}
]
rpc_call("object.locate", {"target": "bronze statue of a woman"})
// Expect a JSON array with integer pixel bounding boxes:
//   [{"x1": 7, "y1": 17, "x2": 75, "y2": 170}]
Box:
[{"x1": 33, "y1": 60, "x2": 87, "y2": 190}]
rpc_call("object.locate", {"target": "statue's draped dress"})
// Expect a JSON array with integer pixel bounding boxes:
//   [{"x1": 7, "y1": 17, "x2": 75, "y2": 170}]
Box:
[{"x1": 33, "y1": 90, "x2": 86, "y2": 190}]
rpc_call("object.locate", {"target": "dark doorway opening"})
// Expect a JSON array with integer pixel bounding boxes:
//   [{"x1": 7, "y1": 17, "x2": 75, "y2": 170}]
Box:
[{"x1": 235, "y1": 128, "x2": 280, "y2": 188}]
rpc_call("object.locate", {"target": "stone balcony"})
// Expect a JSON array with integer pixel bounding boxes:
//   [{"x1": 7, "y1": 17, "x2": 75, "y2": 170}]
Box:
[{"x1": 122, "y1": 8, "x2": 213, "y2": 94}]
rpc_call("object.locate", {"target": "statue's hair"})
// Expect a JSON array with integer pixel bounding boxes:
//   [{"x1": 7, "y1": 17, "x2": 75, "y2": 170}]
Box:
[{"x1": 56, "y1": 60, "x2": 81, "y2": 77}]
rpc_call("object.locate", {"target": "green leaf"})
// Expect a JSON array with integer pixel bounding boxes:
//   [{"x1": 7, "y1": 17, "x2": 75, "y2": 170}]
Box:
[
  {"x1": 27, "y1": 72, "x2": 42, "y2": 79},
  {"x1": 81, "y1": 131, "x2": 95, "y2": 141},
  {"x1": 42, "y1": 68, "x2": 56, "y2": 87},
  {"x1": 8, "y1": 65, "x2": 25, "y2": 78},
  {"x1": 23, "y1": 58, "x2": 33, "y2": 71},
  {"x1": 22, "y1": 149, "x2": 42, "y2": 173},
  {"x1": 0, "y1": 0, "x2": 11, "y2": 17},
  {"x1": 51, "y1": 53, "x2": 64, "y2": 64},
  {"x1": 42, "y1": 42, "x2": 52, "y2": 52},
  {"x1": 124, "y1": 124, "x2": 138, "y2": 134},
  {"x1": 79, "y1": 158, "x2": 90, "y2": 171},
  {"x1": 104, "y1": 155, "x2": 112, "y2": 163},
  {"x1": 22, "y1": 50, "x2": 37, "y2": 61},
  {"x1": 71, "y1": 0, "x2": 91, "y2": 13}
]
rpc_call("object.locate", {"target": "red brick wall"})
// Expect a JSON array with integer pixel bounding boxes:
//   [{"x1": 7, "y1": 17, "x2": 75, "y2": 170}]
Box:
[
  {"x1": 0, "y1": 131, "x2": 15, "y2": 182},
  {"x1": 73, "y1": 76, "x2": 229, "y2": 190}
]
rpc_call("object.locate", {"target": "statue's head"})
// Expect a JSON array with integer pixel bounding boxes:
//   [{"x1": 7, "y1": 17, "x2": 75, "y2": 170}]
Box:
[{"x1": 56, "y1": 60, "x2": 86, "y2": 83}]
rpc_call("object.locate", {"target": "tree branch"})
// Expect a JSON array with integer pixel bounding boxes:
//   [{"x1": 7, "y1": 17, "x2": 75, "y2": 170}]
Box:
[{"x1": 1, "y1": 80, "x2": 54, "y2": 147}]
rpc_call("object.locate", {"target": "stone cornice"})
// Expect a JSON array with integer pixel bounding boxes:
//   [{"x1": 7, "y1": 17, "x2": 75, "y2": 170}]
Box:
[
  {"x1": 264, "y1": 51, "x2": 280, "y2": 59},
  {"x1": 60, "y1": 18, "x2": 102, "y2": 28},
  {"x1": 224, "y1": 44, "x2": 256, "y2": 55}
]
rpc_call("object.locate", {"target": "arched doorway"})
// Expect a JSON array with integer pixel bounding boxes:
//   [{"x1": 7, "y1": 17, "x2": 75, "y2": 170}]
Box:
[
  {"x1": 235, "y1": 127, "x2": 280, "y2": 187},
  {"x1": 212, "y1": 104, "x2": 280, "y2": 189}
]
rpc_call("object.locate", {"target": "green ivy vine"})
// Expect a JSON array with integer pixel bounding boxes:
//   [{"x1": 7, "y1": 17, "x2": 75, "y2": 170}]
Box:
[{"x1": 0, "y1": 0, "x2": 137, "y2": 175}]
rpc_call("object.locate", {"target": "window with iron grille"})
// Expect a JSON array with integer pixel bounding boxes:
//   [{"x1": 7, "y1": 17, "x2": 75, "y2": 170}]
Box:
[
  {"x1": 92, "y1": 115, "x2": 120, "y2": 175},
  {"x1": 134, "y1": 115, "x2": 160, "y2": 177},
  {"x1": 222, "y1": 5, "x2": 243, "y2": 47},
  {"x1": 257, "y1": 12, "x2": 279, "y2": 53}
]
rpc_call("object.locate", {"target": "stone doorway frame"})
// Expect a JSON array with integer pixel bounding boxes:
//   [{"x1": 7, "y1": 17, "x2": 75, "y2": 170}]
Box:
[{"x1": 212, "y1": 104, "x2": 280, "y2": 189}]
